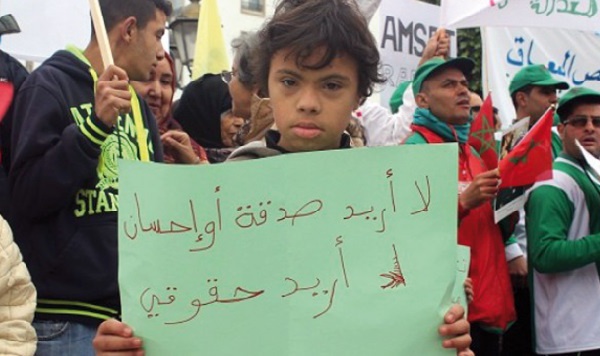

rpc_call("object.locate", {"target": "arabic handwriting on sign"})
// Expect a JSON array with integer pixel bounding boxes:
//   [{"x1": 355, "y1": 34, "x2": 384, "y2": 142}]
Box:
[
  {"x1": 144, "y1": 280, "x2": 265, "y2": 326},
  {"x1": 189, "y1": 187, "x2": 223, "y2": 253},
  {"x1": 277, "y1": 199, "x2": 324, "y2": 226},
  {"x1": 380, "y1": 244, "x2": 407, "y2": 289},
  {"x1": 140, "y1": 287, "x2": 178, "y2": 318},
  {"x1": 411, "y1": 176, "x2": 431, "y2": 215},
  {"x1": 234, "y1": 201, "x2": 271, "y2": 229},
  {"x1": 336, "y1": 236, "x2": 350, "y2": 288},
  {"x1": 386, "y1": 169, "x2": 397, "y2": 213},
  {"x1": 281, "y1": 277, "x2": 322, "y2": 298},
  {"x1": 457, "y1": 258, "x2": 468, "y2": 273},
  {"x1": 313, "y1": 279, "x2": 338, "y2": 319},
  {"x1": 343, "y1": 205, "x2": 374, "y2": 220}
]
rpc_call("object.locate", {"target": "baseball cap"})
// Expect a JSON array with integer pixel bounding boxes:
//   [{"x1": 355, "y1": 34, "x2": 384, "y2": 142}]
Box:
[
  {"x1": 412, "y1": 57, "x2": 475, "y2": 94},
  {"x1": 509, "y1": 64, "x2": 569, "y2": 95},
  {"x1": 556, "y1": 86, "x2": 600, "y2": 121}
]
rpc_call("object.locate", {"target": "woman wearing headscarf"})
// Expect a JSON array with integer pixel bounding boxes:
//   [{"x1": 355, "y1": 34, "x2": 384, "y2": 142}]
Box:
[{"x1": 131, "y1": 53, "x2": 208, "y2": 164}]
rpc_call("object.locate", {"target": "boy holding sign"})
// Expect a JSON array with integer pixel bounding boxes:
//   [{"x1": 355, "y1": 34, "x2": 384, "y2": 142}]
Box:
[{"x1": 94, "y1": 0, "x2": 472, "y2": 354}]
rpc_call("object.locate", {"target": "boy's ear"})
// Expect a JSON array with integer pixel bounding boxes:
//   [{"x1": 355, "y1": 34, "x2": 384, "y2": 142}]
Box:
[
  {"x1": 354, "y1": 96, "x2": 363, "y2": 111},
  {"x1": 415, "y1": 92, "x2": 429, "y2": 108}
]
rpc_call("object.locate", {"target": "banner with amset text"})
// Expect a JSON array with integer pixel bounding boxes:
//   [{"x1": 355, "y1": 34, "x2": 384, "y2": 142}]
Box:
[
  {"x1": 118, "y1": 144, "x2": 463, "y2": 355},
  {"x1": 378, "y1": 0, "x2": 457, "y2": 107}
]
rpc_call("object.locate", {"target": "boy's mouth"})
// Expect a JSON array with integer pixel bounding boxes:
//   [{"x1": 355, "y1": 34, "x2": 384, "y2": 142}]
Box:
[{"x1": 291, "y1": 123, "x2": 323, "y2": 139}]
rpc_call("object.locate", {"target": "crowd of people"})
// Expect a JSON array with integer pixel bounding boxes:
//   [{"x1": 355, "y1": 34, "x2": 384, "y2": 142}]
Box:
[{"x1": 1, "y1": 0, "x2": 600, "y2": 355}]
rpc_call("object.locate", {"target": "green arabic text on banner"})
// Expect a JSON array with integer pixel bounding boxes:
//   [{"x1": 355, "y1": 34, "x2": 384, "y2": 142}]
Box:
[{"x1": 118, "y1": 144, "x2": 459, "y2": 355}]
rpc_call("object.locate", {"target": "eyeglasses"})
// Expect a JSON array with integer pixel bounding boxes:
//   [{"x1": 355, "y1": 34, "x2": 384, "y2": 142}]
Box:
[
  {"x1": 221, "y1": 70, "x2": 234, "y2": 84},
  {"x1": 564, "y1": 116, "x2": 600, "y2": 128},
  {"x1": 470, "y1": 106, "x2": 499, "y2": 115}
]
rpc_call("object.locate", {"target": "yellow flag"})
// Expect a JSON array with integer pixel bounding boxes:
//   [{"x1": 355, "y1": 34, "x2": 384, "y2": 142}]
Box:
[{"x1": 191, "y1": 0, "x2": 229, "y2": 80}]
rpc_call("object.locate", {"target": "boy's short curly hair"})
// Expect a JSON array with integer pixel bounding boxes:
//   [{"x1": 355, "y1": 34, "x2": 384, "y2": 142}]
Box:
[{"x1": 255, "y1": 0, "x2": 384, "y2": 99}]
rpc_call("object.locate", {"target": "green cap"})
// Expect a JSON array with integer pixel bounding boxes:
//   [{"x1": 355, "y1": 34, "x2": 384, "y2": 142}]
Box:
[
  {"x1": 556, "y1": 86, "x2": 600, "y2": 121},
  {"x1": 412, "y1": 57, "x2": 475, "y2": 94},
  {"x1": 389, "y1": 81, "x2": 411, "y2": 114},
  {"x1": 509, "y1": 64, "x2": 569, "y2": 95}
]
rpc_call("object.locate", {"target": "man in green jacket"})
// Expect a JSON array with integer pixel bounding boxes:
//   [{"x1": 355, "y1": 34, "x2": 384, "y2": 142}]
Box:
[{"x1": 526, "y1": 87, "x2": 600, "y2": 355}]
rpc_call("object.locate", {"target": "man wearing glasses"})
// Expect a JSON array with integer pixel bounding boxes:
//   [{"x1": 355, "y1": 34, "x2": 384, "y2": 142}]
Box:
[{"x1": 526, "y1": 87, "x2": 600, "y2": 356}]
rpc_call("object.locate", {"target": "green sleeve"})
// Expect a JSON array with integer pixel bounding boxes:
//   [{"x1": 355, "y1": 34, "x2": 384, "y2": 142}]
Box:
[{"x1": 526, "y1": 185, "x2": 600, "y2": 273}]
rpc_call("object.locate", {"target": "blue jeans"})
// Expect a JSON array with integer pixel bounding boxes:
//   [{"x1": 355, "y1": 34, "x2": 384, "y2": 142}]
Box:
[{"x1": 33, "y1": 320, "x2": 97, "y2": 356}]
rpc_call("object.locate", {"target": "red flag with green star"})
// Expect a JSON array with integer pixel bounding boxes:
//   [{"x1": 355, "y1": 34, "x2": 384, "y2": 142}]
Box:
[
  {"x1": 468, "y1": 93, "x2": 498, "y2": 169},
  {"x1": 498, "y1": 106, "x2": 554, "y2": 188}
]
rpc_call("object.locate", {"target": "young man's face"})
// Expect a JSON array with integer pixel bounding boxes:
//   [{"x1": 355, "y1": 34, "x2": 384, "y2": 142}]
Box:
[
  {"x1": 417, "y1": 68, "x2": 471, "y2": 125},
  {"x1": 267, "y1": 47, "x2": 361, "y2": 152},
  {"x1": 127, "y1": 9, "x2": 167, "y2": 81},
  {"x1": 558, "y1": 103, "x2": 600, "y2": 159},
  {"x1": 521, "y1": 85, "x2": 558, "y2": 125}
]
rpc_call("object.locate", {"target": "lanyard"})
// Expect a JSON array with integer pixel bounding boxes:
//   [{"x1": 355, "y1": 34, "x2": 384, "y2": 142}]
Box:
[{"x1": 69, "y1": 45, "x2": 150, "y2": 162}]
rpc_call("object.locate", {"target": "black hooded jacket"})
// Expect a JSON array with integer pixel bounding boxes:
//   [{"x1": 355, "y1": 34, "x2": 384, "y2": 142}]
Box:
[{"x1": 9, "y1": 47, "x2": 163, "y2": 325}]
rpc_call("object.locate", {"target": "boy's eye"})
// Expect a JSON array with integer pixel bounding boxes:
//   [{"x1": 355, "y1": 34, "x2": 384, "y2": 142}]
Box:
[
  {"x1": 281, "y1": 79, "x2": 296, "y2": 87},
  {"x1": 324, "y1": 82, "x2": 342, "y2": 91}
]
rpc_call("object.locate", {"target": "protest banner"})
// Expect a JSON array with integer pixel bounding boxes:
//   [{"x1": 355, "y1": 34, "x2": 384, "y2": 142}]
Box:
[
  {"x1": 441, "y1": 0, "x2": 600, "y2": 32},
  {"x1": 482, "y1": 27, "x2": 600, "y2": 127},
  {"x1": 378, "y1": 0, "x2": 457, "y2": 107},
  {"x1": 119, "y1": 144, "x2": 460, "y2": 355}
]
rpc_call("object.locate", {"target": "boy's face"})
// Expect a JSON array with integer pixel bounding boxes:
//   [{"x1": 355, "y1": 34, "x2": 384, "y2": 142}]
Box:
[{"x1": 268, "y1": 47, "x2": 361, "y2": 152}]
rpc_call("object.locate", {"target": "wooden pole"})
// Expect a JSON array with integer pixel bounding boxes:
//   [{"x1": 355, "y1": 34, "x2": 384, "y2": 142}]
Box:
[{"x1": 88, "y1": 0, "x2": 114, "y2": 68}]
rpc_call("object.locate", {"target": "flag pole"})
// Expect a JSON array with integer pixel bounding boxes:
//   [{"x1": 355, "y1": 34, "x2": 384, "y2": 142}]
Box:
[{"x1": 88, "y1": 0, "x2": 114, "y2": 69}]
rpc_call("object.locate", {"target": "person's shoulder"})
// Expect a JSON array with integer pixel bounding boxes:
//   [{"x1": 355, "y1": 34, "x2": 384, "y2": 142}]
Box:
[
  {"x1": 226, "y1": 141, "x2": 281, "y2": 161},
  {"x1": 403, "y1": 131, "x2": 427, "y2": 145}
]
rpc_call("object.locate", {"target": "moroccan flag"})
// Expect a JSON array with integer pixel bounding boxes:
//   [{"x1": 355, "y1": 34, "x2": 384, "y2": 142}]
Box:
[
  {"x1": 0, "y1": 80, "x2": 14, "y2": 122},
  {"x1": 468, "y1": 93, "x2": 498, "y2": 169},
  {"x1": 191, "y1": 0, "x2": 229, "y2": 80},
  {"x1": 498, "y1": 106, "x2": 554, "y2": 188}
]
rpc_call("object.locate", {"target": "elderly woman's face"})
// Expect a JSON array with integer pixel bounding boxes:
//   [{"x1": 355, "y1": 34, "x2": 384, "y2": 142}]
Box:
[
  {"x1": 220, "y1": 110, "x2": 245, "y2": 147},
  {"x1": 228, "y1": 58, "x2": 254, "y2": 120}
]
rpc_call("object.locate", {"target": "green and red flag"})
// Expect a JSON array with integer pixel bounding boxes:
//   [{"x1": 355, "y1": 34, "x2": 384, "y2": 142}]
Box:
[
  {"x1": 498, "y1": 106, "x2": 554, "y2": 188},
  {"x1": 0, "y1": 80, "x2": 14, "y2": 122},
  {"x1": 468, "y1": 93, "x2": 498, "y2": 169}
]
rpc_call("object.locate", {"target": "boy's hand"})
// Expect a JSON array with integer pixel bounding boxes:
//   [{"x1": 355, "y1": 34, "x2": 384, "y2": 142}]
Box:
[
  {"x1": 93, "y1": 319, "x2": 144, "y2": 356},
  {"x1": 95, "y1": 65, "x2": 131, "y2": 128},
  {"x1": 463, "y1": 277, "x2": 474, "y2": 304},
  {"x1": 459, "y1": 168, "x2": 500, "y2": 210},
  {"x1": 439, "y1": 304, "x2": 473, "y2": 355}
]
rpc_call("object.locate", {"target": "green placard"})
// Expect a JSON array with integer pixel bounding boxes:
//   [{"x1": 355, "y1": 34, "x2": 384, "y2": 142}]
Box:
[{"x1": 119, "y1": 144, "x2": 459, "y2": 355}]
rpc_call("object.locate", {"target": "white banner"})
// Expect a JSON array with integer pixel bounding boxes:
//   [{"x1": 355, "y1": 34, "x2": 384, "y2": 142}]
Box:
[
  {"x1": 482, "y1": 27, "x2": 600, "y2": 127},
  {"x1": 441, "y1": 0, "x2": 600, "y2": 32},
  {"x1": 378, "y1": 0, "x2": 457, "y2": 107}
]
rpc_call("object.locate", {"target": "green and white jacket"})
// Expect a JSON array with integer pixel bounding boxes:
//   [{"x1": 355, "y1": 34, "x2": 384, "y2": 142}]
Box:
[{"x1": 526, "y1": 153, "x2": 600, "y2": 355}]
